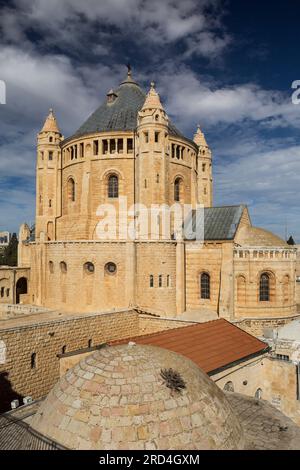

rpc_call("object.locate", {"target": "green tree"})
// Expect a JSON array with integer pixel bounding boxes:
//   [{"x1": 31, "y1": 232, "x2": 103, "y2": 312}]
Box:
[
  {"x1": 287, "y1": 235, "x2": 295, "y2": 246},
  {"x1": 0, "y1": 233, "x2": 18, "y2": 266}
]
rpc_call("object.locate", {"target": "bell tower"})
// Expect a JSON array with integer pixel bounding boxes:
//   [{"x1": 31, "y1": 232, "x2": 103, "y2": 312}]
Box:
[
  {"x1": 136, "y1": 82, "x2": 170, "y2": 239},
  {"x1": 36, "y1": 109, "x2": 62, "y2": 241},
  {"x1": 194, "y1": 125, "x2": 213, "y2": 207}
]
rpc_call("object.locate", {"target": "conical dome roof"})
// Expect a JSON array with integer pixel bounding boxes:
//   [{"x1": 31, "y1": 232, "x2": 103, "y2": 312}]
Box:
[
  {"x1": 31, "y1": 344, "x2": 244, "y2": 450},
  {"x1": 141, "y1": 81, "x2": 164, "y2": 111},
  {"x1": 71, "y1": 71, "x2": 187, "y2": 141},
  {"x1": 193, "y1": 125, "x2": 208, "y2": 147},
  {"x1": 40, "y1": 108, "x2": 60, "y2": 134}
]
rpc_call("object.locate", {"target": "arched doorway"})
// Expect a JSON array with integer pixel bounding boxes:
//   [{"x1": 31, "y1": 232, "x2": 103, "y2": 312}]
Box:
[{"x1": 16, "y1": 277, "x2": 27, "y2": 304}]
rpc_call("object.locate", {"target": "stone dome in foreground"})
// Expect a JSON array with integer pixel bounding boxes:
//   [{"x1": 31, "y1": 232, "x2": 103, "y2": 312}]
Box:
[{"x1": 31, "y1": 344, "x2": 245, "y2": 450}]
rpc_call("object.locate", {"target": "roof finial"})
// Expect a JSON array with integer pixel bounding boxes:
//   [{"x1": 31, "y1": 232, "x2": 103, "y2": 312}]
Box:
[
  {"x1": 126, "y1": 63, "x2": 132, "y2": 77},
  {"x1": 151, "y1": 80, "x2": 155, "y2": 89}
]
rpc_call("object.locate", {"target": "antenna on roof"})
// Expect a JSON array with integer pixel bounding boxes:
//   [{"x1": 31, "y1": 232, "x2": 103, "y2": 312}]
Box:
[{"x1": 285, "y1": 217, "x2": 288, "y2": 241}]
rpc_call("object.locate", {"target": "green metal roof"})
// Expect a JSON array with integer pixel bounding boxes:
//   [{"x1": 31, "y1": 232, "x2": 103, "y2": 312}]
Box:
[
  {"x1": 184, "y1": 205, "x2": 246, "y2": 241},
  {"x1": 68, "y1": 75, "x2": 193, "y2": 145}
]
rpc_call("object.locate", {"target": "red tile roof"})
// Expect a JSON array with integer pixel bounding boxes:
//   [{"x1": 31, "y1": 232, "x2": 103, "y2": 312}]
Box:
[{"x1": 110, "y1": 319, "x2": 268, "y2": 374}]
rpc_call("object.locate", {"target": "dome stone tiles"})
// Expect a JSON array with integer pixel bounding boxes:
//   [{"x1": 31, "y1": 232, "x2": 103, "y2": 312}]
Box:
[
  {"x1": 236, "y1": 226, "x2": 288, "y2": 247},
  {"x1": 31, "y1": 344, "x2": 245, "y2": 450}
]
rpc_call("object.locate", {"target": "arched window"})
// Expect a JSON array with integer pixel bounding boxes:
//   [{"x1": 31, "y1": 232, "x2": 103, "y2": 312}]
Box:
[
  {"x1": 174, "y1": 178, "x2": 182, "y2": 202},
  {"x1": 150, "y1": 275, "x2": 154, "y2": 287},
  {"x1": 237, "y1": 275, "x2": 246, "y2": 304},
  {"x1": 255, "y1": 388, "x2": 263, "y2": 400},
  {"x1": 260, "y1": 273, "x2": 270, "y2": 301},
  {"x1": 49, "y1": 261, "x2": 54, "y2": 273},
  {"x1": 223, "y1": 381, "x2": 234, "y2": 392},
  {"x1": 60, "y1": 261, "x2": 67, "y2": 273},
  {"x1": 158, "y1": 275, "x2": 162, "y2": 287},
  {"x1": 283, "y1": 275, "x2": 290, "y2": 303},
  {"x1": 16, "y1": 277, "x2": 28, "y2": 304},
  {"x1": 67, "y1": 178, "x2": 75, "y2": 202},
  {"x1": 200, "y1": 272, "x2": 210, "y2": 299},
  {"x1": 108, "y1": 174, "x2": 119, "y2": 198}
]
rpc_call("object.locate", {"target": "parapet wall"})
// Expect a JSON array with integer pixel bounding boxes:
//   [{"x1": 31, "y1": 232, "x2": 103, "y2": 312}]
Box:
[
  {"x1": 234, "y1": 313, "x2": 300, "y2": 337},
  {"x1": 0, "y1": 309, "x2": 138, "y2": 413}
]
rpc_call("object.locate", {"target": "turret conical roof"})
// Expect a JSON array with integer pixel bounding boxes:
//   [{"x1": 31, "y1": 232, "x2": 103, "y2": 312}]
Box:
[
  {"x1": 193, "y1": 125, "x2": 208, "y2": 147},
  {"x1": 40, "y1": 109, "x2": 60, "y2": 134},
  {"x1": 141, "y1": 81, "x2": 164, "y2": 111}
]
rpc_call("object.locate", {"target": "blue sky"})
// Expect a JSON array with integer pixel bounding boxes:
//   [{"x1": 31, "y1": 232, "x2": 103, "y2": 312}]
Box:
[{"x1": 0, "y1": 0, "x2": 300, "y2": 240}]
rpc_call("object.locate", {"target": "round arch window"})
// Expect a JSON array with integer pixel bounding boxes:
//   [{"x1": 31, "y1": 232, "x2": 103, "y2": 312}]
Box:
[
  {"x1": 49, "y1": 261, "x2": 54, "y2": 274},
  {"x1": 84, "y1": 262, "x2": 95, "y2": 274},
  {"x1": 105, "y1": 262, "x2": 117, "y2": 275},
  {"x1": 60, "y1": 261, "x2": 67, "y2": 273}
]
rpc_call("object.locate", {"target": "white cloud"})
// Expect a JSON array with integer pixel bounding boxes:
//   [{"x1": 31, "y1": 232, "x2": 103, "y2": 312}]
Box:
[
  {"x1": 155, "y1": 66, "x2": 300, "y2": 135},
  {"x1": 214, "y1": 143, "x2": 300, "y2": 241},
  {"x1": 0, "y1": 1, "x2": 299, "y2": 240},
  {"x1": 0, "y1": 180, "x2": 36, "y2": 233},
  {"x1": 1, "y1": 0, "x2": 229, "y2": 59}
]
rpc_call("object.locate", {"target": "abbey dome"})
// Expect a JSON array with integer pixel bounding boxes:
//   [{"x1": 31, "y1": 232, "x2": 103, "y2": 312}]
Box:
[
  {"x1": 30, "y1": 344, "x2": 244, "y2": 450},
  {"x1": 236, "y1": 226, "x2": 288, "y2": 247},
  {"x1": 69, "y1": 70, "x2": 189, "y2": 143}
]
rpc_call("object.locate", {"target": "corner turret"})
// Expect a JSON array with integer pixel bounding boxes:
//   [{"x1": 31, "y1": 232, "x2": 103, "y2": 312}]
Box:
[
  {"x1": 194, "y1": 125, "x2": 212, "y2": 207},
  {"x1": 36, "y1": 109, "x2": 63, "y2": 241}
]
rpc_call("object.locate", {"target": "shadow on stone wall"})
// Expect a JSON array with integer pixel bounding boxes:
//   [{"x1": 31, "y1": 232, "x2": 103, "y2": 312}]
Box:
[{"x1": 0, "y1": 371, "x2": 23, "y2": 413}]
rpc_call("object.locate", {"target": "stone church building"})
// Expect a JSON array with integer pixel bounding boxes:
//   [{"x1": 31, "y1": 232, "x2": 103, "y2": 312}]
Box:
[{"x1": 0, "y1": 68, "x2": 298, "y2": 331}]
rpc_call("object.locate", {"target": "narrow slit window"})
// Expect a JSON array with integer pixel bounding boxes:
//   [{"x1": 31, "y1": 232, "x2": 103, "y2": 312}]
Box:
[{"x1": 200, "y1": 273, "x2": 210, "y2": 299}]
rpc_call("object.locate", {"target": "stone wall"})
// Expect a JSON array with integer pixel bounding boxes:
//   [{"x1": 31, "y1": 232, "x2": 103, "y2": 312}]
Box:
[
  {"x1": 234, "y1": 314, "x2": 300, "y2": 337},
  {"x1": 185, "y1": 241, "x2": 234, "y2": 320},
  {"x1": 0, "y1": 309, "x2": 138, "y2": 413},
  {"x1": 295, "y1": 244, "x2": 300, "y2": 304},
  {"x1": 28, "y1": 241, "x2": 135, "y2": 312},
  {"x1": 27, "y1": 240, "x2": 182, "y2": 317},
  {"x1": 213, "y1": 356, "x2": 300, "y2": 426},
  {"x1": 234, "y1": 248, "x2": 296, "y2": 319},
  {"x1": 135, "y1": 242, "x2": 177, "y2": 316},
  {"x1": 0, "y1": 267, "x2": 31, "y2": 305},
  {"x1": 138, "y1": 314, "x2": 195, "y2": 335}
]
